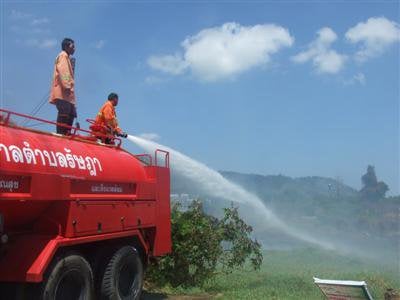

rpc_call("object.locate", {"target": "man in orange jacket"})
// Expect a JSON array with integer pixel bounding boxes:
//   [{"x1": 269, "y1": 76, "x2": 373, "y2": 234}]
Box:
[
  {"x1": 91, "y1": 93, "x2": 127, "y2": 144},
  {"x1": 49, "y1": 38, "x2": 76, "y2": 135}
]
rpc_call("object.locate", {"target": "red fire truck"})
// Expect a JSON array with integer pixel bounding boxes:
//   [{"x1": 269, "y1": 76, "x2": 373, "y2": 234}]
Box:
[{"x1": 0, "y1": 109, "x2": 171, "y2": 299}]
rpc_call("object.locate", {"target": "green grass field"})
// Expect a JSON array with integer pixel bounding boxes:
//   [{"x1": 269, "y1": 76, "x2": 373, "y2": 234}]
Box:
[{"x1": 144, "y1": 248, "x2": 400, "y2": 299}]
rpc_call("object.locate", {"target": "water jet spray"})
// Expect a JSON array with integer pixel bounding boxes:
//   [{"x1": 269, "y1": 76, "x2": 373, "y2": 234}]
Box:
[{"x1": 127, "y1": 135, "x2": 336, "y2": 250}]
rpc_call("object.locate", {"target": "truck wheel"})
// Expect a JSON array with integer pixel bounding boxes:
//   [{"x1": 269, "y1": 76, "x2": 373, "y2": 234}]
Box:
[
  {"x1": 42, "y1": 254, "x2": 94, "y2": 300},
  {"x1": 100, "y1": 246, "x2": 143, "y2": 300}
]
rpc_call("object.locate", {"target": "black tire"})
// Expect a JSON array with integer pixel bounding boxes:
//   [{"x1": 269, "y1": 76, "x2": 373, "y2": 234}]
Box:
[
  {"x1": 41, "y1": 254, "x2": 94, "y2": 300},
  {"x1": 100, "y1": 246, "x2": 143, "y2": 300}
]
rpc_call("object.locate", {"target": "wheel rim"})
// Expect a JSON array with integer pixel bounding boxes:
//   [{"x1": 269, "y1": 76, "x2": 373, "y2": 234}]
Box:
[
  {"x1": 55, "y1": 269, "x2": 85, "y2": 300},
  {"x1": 117, "y1": 262, "x2": 139, "y2": 299}
]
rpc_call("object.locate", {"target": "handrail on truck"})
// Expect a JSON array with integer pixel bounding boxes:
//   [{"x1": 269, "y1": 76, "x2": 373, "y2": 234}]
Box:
[
  {"x1": 155, "y1": 149, "x2": 169, "y2": 168},
  {"x1": 0, "y1": 108, "x2": 122, "y2": 147}
]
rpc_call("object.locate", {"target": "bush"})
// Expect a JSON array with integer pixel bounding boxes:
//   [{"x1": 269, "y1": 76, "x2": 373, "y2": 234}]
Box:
[{"x1": 146, "y1": 200, "x2": 263, "y2": 287}]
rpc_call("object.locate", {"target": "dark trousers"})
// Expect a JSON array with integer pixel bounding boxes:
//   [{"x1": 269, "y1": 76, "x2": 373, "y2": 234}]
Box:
[{"x1": 55, "y1": 99, "x2": 77, "y2": 135}]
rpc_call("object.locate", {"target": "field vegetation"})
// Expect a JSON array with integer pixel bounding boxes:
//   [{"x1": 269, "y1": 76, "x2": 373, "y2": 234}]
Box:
[
  {"x1": 144, "y1": 247, "x2": 399, "y2": 299},
  {"x1": 155, "y1": 165, "x2": 400, "y2": 299}
]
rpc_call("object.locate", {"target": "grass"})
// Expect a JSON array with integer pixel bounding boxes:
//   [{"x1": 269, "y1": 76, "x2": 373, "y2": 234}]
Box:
[{"x1": 144, "y1": 248, "x2": 400, "y2": 299}]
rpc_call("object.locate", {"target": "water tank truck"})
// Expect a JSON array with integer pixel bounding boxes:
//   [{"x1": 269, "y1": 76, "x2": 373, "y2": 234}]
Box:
[{"x1": 0, "y1": 109, "x2": 171, "y2": 299}]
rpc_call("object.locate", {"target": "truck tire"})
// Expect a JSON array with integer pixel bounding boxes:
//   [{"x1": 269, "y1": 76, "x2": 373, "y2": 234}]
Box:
[
  {"x1": 41, "y1": 254, "x2": 94, "y2": 300},
  {"x1": 100, "y1": 246, "x2": 143, "y2": 300}
]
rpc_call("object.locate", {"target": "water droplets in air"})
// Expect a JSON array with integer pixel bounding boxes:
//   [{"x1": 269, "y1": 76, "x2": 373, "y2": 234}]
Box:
[{"x1": 127, "y1": 135, "x2": 334, "y2": 250}]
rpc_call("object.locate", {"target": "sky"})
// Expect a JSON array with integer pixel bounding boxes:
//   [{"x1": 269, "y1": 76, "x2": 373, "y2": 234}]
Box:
[{"x1": 1, "y1": 1, "x2": 399, "y2": 194}]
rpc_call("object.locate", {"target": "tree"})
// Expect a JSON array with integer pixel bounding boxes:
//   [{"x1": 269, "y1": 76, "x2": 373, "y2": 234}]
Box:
[
  {"x1": 146, "y1": 200, "x2": 263, "y2": 288},
  {"x1": 360, "y1": 165, "x2": 389, "y2": 201}
]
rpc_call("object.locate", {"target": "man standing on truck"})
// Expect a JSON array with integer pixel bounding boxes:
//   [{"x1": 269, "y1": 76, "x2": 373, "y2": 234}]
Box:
[
  {"x1": 90, "y1": 92, "x2": 128, "y2": 144},
  {"x1": 49, "y1": 38, "x2": 76, "y2": 135}
]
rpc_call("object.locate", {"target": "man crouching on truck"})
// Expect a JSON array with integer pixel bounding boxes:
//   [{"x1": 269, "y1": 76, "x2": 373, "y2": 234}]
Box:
[{"x1": 90, "y1": 92, "x2": 128, "y2": 144}]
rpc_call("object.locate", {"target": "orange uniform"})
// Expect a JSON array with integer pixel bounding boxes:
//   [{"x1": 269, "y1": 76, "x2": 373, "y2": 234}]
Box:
[
  {"x1": 49, "y1": 51, "x2": 75, "y2": 105},
  {"x1": 92, "y1": 100, "x2": 122, "y2": 136}
]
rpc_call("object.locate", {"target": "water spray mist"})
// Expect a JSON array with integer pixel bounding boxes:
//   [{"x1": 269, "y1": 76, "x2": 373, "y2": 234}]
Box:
[{"x1": 127, "y1": 135, "x2": 335, "y2": 250}]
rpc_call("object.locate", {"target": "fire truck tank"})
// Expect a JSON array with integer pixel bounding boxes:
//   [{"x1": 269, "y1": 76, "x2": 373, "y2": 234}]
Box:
[
  {"x1": 0, "y1": 109, "x2": 171, "y2": 297},
  {"x1": 0, "y1": 120, "x2": 151, "y2": 232}
]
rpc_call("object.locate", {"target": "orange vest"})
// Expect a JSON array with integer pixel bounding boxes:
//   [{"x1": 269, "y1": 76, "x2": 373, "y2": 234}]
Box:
[
  {"x1": 49, "y1": 51, "x2": 75, "y2": 105},
  {"x1": 92, "y1": 101, "x2": 122, "y2": 135}
]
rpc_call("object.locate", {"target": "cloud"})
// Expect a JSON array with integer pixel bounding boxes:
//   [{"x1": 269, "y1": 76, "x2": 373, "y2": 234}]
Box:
[
  {"x1": 292, "y1": 27, "x2": 347, "y2": 74},
  {"x1": 139, "y1": 133, "x2": 160, "y2": 141},
  {"x1": 93, "y1": 40, "x2": 106, "y2": 49},
  {"x1": 31, "y1": 28, "x2": 51, "y2": 34},
  {"x1": 10, "y1": 25, "x2": 50, "y2": 35},
  {"x1": 10, "y1": 11, "x2": 50, "y2": 28},
  {"x1": 10, "y1": 10, "x2": 32, "y2": 20},
  {"x1": 148, "y1": 22, "x2": 294, "y2": 81},
  {"x1": 353, "y1": 72, "x2": 366, "y2": 85},
  {"x1": 25, "y1": 38, "x2": 57, "y2": 49},
  {"x1": 31, "y1": 18, "x2": 50, "y2": 26},
  {"x1": 41, "y1": 39, "x2": 57, "y2": 49},
  {"x1": 8, "y1": 10, "x2": 55, "y2": 50},
  {"x1": 343, "y1": 72, "x2": 366, "y2": 86},
  {"x1": 345, "y1": 17, "x2": 400, "y2": 62},
  {"x1": 148, "y1": 53, "x2": 188, "y2": 75}
]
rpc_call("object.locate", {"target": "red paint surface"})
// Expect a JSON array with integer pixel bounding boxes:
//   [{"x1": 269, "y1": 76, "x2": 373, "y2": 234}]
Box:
[{"x1": 0, "y1": 115, "x2": 171, "y2": 282}]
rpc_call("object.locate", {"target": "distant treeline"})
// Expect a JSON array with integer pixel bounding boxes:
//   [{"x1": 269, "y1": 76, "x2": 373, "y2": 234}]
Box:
[{"x1": 171, "y1": 165, "x2": 399, "y2": 240}]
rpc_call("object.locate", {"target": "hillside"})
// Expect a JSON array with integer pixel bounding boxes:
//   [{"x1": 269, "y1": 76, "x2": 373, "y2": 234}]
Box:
[{"x1": 171, "y1": 170, "x2": 399, "y2": 261}]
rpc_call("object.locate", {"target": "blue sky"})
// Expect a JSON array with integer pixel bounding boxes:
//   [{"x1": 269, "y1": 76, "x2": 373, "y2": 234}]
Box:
[{"x1": 1, "y1": 1, "x2": 399, "y2": 194}]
